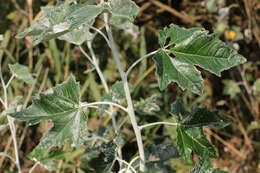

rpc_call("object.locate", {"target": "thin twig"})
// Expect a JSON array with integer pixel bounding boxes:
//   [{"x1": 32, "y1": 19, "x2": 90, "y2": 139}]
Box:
[
  {"x1": 6, "y1": 117, "x2": 21, "y2": 173},
  {"x1": 79, "y1": 46, "x2": 94, "y2": 65},
  {"x1": 80, "y1": 102, "x2": 128, "y2": 113},
  {"x1": 87, "y1": 42, "x2": 110, "y2": 93},
  {"x1": 0, "y1": 136, "x2": 12, "y2": 166},
  {"x1": 29, "y1": 162, "x2": 39, "y2": 173},
  {"x1": 126, "y1": 50, "x2": 158, "y2": 76},
  {"x1": 118, "y1": 116, "x2": 129, "y2": 131},
  {"x1": 23, "y1": 65, "x2": 42, "y2": 108},
  {"x1": 116, "y1": 157, "x2": 137, "y2": 173},
  {"x1": 0, "y1": 152, "x2": 16, "y2": 165},
  {"x1": 5, "y1": 74, "x2": 15, "y2": 88},
  {"x1": 86, "y1": 24, "x2": 111, "y2": 48},
  {"x1": 127, "y1": 156, "x2": 140, "y2": 172},
  {"x1": 0, "y1": 54, "x2": 22, "y2": 173},
  {"x1": 38, "y1": 67, "x2": 49, "y2": 93},
  {"x1": 0, "y1": 97, "x2": 5, "y2": 107},
  {"x1": 139, "y1": 122, "x2": 178, "y2": 130}
]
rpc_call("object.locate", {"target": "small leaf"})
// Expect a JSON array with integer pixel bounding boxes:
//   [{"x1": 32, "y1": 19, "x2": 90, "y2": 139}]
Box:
[
  {"x1": 146, "y1": 142, "x2": 179, "y2": 162},
  {"x1": 145, "y1": 142, "x2": 179, "y2": 173},
  {"x1": 154, "y1": 24, "x2": 246, "y2": 95},
  {"x1": 1, "y1": 96, "x2": 22, "y2": 118},
  {"x1": 177, "y1": 126, "x2": 217, "y2": 160},
  {"x1": 28, "y1": 148, "x2": 68, "y2": 170},
  {"x1": 10, "y1": 75, "x2": 87, "y2": 150},
  {"x1": 171, "y1": 100, "x2": 231, "y2": 129},
  {"x1": 222, "y1": 79, "x2": 241, "y2": 99},
  {"x1": 134, "y1": 94, "x2": 160, "y2": 115},
  {"x1": 9, "y1": 63, "x2": 33, "y2": 84},
  {"x1": 104, "y1": 0, "x2": 139, "y2": 22},
  {"x1": 191, "y1": 156, "x2": 228, "y2": 173},
  {"x1": 111, "y1": 81, "x2": 134, "y2": 102},
  {"x1": 104, "y1": 0, "x2": 139, "y2": 37},
  {"x1": 98, "y1": 81, "x2": 133, "y2": 114}
]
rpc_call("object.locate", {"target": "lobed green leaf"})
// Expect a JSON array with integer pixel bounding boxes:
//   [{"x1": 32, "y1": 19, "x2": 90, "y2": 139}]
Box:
[
  {"x1": 154, "y1": 24, "x2": 246, "y2": 95},
  {"x1": 171, "y1": 100, "x2": 231, "y2": 129},
  {"x1": 10, "y1": 75, "x2": 87, "y2": 150},
  {"x1": 177, "y1": 126, "x2": 217, "y2": 160}
]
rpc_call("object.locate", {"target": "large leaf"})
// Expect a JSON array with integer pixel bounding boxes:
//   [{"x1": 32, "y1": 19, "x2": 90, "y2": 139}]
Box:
[
  {"x1": 153, "y1": 24, "x2": 246, "y2": 94},
  {"x1": 176, "y1": 126, "x2": 217, "y2": 160},
  {"x1": 10, "y1": 75, "x2": 87, "y2": 149},
  {"x1": 9, "y1": 63, "x2": 33, "y2": 84},
  {"x1": 191, "y1": 156, "x2": 228, "y2": 173},
  {"x1": 153, "y1": 50, "x2": 203, "y2": 95},
  {"x1": 16, "y1": 3, "x2": 102, "y2": 45},
  {"x1": 171, "y1": 100, "x2": 231, "y2": 129}
]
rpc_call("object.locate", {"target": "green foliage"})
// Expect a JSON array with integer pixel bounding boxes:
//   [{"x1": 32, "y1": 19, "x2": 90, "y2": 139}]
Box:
[
  {"x1": 176, "y1": 126, "x2": 216, "y2": 160},
  {"x1": 28, "y1": 148, "x2": 68, "y2": 170},
  {"x1": 134, "y1": 94, "x2": 160, "y2": 115},
  {"x1": 222, "y1": 79, "x2": 241, "y2": 98},
  {"x1": 191, "y1": 156, "x2": 228, "y2": 173},
  {"x1": 10, "y1": 75, "x2": 87, "y2": 161},
  {"x1": 6, "y1": 0, "x2": 248, "y2": 172},
  {"x1": 153, "y1": 24, "x2": 246, "y2": 95},
  {"x1": 80, "y1": 141, "x2": 116, "y2": 173},
  {"x1": 16, "y1": 0, "x2": 139, "y2": 45},
  {"x1": 9, "y1": 63, "x2": 33, "y2": 84},
  {"x1": 16, "y1": 2, "x2": 102, "y2": 45},
  {"x1": 171, "y1": 100, "x2": 230, "y2": 160},
  {"x1": 104, "y1": 0, "x2": 139, "y2": 36},
  {"x1": 171, "y1": 100, "x2": 231, "y2": 129},
  {"x1": 110, "y1": 81, "x2": 134, "y2": 102}
]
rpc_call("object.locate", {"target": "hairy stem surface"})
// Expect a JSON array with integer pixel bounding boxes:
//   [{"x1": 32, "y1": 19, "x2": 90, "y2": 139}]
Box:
[{"x1": 104, "y1": 17, "x2": 146, "y2": 172}]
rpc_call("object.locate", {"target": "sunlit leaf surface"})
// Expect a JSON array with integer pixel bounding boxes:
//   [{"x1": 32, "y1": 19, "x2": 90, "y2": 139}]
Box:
[{"x1": 153, "y1": 24, "x2": 246, "y2": 94}]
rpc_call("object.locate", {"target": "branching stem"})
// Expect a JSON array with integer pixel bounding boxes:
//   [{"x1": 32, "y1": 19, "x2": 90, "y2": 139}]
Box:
[
  {"x1": 103, "y1": 13, "x2": 146, "y2": 172},
  {"x1": 0, "y1": 66, "x2": 22, "y2": 173},
  {"x1": 80, "y1": 42, "x2": 122, "y2": 161},
  {"x1": 116, "y1": 157, "x2": 137, "y2": 173},
  {"x1": 126, "y1": 50, "x2": 159, "y2": 76}
]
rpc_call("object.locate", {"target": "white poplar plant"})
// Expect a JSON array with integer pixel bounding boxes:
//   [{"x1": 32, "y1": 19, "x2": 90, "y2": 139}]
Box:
[{"x1": 1, "y1": 0, "x2": 246, "y2": 172}]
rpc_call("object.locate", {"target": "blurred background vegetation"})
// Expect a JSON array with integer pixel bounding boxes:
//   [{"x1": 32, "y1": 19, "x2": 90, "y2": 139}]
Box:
[{"x1": 0, "y1": 0, "x2": 260, "y2": 172}]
